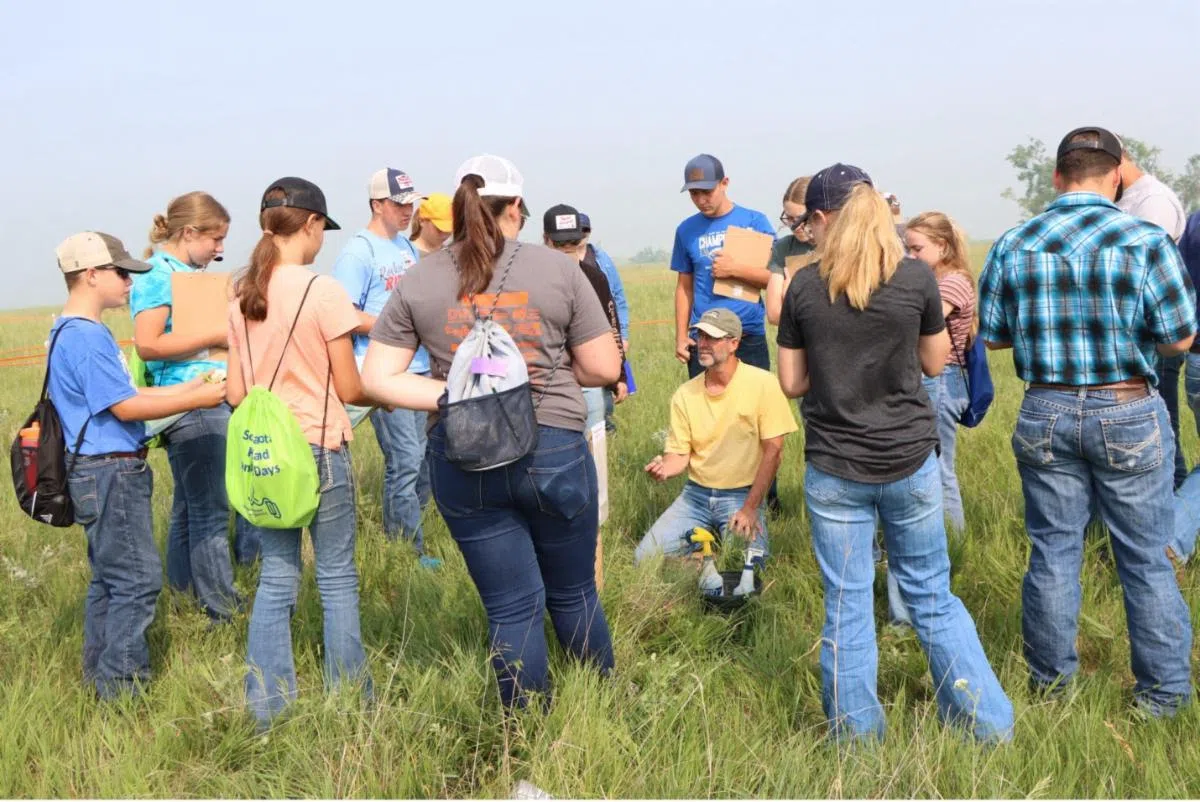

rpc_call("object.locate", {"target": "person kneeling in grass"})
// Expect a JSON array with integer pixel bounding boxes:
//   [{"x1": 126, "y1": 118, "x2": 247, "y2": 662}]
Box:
[{"x1": 636, "y1": 308, "x2": 796, "y2": 564}]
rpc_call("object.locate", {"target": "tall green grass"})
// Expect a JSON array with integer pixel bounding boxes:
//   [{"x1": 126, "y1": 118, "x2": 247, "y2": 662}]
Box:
[{"x1": 1, "y1": 257, "x2": 1198, "y2": 797}]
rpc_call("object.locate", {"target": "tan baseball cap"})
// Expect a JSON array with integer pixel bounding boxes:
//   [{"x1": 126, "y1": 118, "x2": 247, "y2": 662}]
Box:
[
  {"x1": 55, "y1": 232, "x2": 152, "y2": 275},
  {"x1": 693, "y1": 308, "x2": 742, "y2": 339}
]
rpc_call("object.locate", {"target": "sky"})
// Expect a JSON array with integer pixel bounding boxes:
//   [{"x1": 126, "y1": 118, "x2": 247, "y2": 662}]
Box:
[{"x1": 2, "y1": 0, "x2": 1197, "y2": 308}]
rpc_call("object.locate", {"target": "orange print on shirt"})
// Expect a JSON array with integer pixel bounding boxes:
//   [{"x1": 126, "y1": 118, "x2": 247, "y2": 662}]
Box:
[{"x1": 444, "y1": 291, "x2": 543, "y2": 365}]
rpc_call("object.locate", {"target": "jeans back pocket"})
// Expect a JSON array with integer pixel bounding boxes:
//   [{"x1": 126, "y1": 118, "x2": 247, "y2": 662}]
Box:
[
  {"x1": 526, "y1": 452, "x2": 591, "y2": 521},
  {"x1": 1100, "y1": 413, "x2": 1162, "y2": 474},
  {"x1": 1012, "y1": 410, "x2": 1058, "y2": 466}
]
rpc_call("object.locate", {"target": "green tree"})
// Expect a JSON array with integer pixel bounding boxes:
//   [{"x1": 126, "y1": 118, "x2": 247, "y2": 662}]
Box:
[
  {"x1": 1002, "y1": 136, "x2": 1200, "y2": 219},
  {"x1": 630, "y1": 246, "x2": 670, "y2": 264}
]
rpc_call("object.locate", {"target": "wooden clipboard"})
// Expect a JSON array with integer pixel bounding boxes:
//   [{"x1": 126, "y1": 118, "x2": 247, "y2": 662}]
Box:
[
  {"x1": 170, "y1": 272, "x2": 232, "y2": 362},
  {"x1": 712, "y1": 226, "x2": 771, "y2": 300}
]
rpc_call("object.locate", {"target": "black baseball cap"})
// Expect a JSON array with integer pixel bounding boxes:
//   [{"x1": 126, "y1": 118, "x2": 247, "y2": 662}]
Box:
[
  {"x1": 799, "y1": 163, "x2": 873, "y2": 223},
  {"x1": 261, "y1": 176, "x2": 341, "y2": 230},
  {"x1": 1056, "y1": 126, "x2": 1123, "y2": 165},
  {"x1": 543, "y1": 203, "x2": 585, "y2": 243}
]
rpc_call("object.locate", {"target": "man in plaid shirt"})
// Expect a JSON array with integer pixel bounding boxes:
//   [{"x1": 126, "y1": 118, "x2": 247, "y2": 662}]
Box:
[{"x1": 979, "y1": 125, "x2": 1196, "y2": 717}]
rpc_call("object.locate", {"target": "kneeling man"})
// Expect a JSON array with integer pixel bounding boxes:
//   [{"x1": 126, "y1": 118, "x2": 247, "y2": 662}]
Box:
[{"x1": 637, "y1": 308, "x2": 797, "y2": 563}]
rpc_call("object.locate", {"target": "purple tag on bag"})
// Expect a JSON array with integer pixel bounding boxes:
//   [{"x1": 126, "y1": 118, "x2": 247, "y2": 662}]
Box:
[{"x1": 471, "y1": 357, "x2": 509, "y2": 377}]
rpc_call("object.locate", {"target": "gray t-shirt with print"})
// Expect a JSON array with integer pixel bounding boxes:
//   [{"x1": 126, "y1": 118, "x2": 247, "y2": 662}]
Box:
[{"x1": 371, "y1": 240, "x2": 613, "y2": 432}]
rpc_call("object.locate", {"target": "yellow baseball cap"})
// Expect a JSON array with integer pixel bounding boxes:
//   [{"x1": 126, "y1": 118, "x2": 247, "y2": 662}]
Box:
[{"x1": 418, "y1": 193, "x2": 453, "y2": 233}]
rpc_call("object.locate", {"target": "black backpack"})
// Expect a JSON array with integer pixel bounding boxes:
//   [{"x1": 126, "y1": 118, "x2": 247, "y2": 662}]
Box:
[{"x1": 11, "y1": 321, "x2": 93, "y2": 526}]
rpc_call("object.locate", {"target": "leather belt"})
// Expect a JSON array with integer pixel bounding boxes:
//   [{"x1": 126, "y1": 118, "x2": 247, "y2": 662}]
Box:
[
  {"x1": 1029, "y1": 377, "x2": 1149, "y2": 402},
  {"x1": 83, "y1": 449, "x2": 149, "y2": 460}
]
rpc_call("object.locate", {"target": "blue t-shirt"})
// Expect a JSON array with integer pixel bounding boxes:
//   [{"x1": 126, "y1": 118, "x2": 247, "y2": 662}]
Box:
[
  {"x1": 47, "y1": 317, "x2": 145, "y2": 455},
  {"x1": 129, "y1": 251, "x2": 227, "y2": 386},
  {"x1": 670, "y1": 204, "x2": 776, "y2": 335},
  {"x1": 332, "y1": 230, "x2": 429, "y2": 372}
]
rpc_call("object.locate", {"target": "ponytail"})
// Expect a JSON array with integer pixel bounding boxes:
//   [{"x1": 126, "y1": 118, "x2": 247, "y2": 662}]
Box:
[
  {"x1": 235, "y1": 189, "x2": 311, "y2": 322},
  {"x1": 410, "y1": 214, "x2": 424, "y2": 241},
  {"x1": 144, "y1": 191, "x2": 230, "y2": 258},
  {"x1": 450, "y1": 175, "x2": 510, "y2": 298}
]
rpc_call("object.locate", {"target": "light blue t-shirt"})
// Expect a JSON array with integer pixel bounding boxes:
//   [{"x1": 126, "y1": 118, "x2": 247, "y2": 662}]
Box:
[
  {"x1": 332, "y1": 230, "x2": 430, "y2": 372},
  {"x1": 129, "y1": 251, "x2": 227, "y2": 386},
  {"x1": 670, "y1": 204, "x2": 776, "y2": 336},
  {"x1": 47, "y1": 317, "x2": 145, "y2": 455}
]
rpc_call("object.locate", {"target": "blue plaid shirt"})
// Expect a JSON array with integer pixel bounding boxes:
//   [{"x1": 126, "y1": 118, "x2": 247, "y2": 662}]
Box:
[{"x1": 979, "y1": 192, "x2": 1195, "y2": 387}]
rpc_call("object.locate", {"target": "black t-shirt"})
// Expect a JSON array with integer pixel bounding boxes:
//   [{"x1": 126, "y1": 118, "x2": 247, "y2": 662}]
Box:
[{"x1": 776, "y1": 257, "x2": 944, "y2": 483}]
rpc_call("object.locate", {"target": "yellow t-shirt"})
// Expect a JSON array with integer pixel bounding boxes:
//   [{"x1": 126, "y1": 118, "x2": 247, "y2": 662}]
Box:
[{"x1": 666, "y1": 362, "x2": 799, "y2": 489}]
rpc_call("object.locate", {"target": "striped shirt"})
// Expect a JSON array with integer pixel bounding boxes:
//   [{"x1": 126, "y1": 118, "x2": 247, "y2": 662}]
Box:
[
  {"x1": 978, "y1": 192, "x2": 1195, "y2": 387},
  {"x1": 939, "y1": 271, "x2": 975, "y2": 366}
]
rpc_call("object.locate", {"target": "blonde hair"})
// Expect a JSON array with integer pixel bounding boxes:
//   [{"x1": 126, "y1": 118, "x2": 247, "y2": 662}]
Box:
[
  {"x1": 906, "y1": 211, "x2": 978, "y2": 337},
  {"x1": 817, "y1": 184, "x2": 905, "y2": 310},
  {"x1": 145, "y1": 191, "x2": 230, "y2": 258}
]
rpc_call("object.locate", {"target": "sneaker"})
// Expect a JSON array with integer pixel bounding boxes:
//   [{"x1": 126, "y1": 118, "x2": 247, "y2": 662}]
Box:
[{"x1": 419, "y1": 555, "x2": 443, "y2": 571}]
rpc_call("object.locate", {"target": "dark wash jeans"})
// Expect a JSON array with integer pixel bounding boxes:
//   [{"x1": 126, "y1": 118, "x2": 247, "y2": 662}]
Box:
[
  {"x1": 68, "y1": 455, "x2": 163, "y2": 699},
  {"x1": 427, "y1": 423, "x2": 614, "y2": 709},
  {"x1": 163, "y1": 405, "x2": 258, "y2": 621}
]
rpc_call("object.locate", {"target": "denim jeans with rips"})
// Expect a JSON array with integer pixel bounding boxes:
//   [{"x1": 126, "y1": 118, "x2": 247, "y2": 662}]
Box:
[{"x1": 1013, "y1": 387, "x2": 1192, "y2": 714}]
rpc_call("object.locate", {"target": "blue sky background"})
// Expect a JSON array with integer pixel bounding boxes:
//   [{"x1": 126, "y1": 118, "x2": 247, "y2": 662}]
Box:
[{"x1": 2, "y1": 0, "x2": 1197, "y2": 307}]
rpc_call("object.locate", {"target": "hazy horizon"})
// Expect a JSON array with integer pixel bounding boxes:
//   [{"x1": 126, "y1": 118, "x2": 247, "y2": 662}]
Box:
[{"x1": 3, "y1": 0, "x2": 1197, "y2": 310}]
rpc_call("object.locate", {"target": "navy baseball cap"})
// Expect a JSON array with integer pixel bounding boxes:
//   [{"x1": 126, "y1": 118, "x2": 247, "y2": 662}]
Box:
[
  {"x1": 799, "y1": 163, "x2": 873, "y2": 223},
  {"x1": 681, "y1": 154, "x2": 725, "y2": 192},
  {"x1": 261, "y1": 176, "x2": 341, "y2": 230},
  {"x1": 579, "y1": 212, "x2": 592, "y2": 233}
]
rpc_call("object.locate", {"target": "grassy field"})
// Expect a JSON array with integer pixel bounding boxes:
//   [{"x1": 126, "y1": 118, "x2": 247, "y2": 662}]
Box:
[{"x1": 2, "y1": 252, "x2": 1200, "y2": 798}]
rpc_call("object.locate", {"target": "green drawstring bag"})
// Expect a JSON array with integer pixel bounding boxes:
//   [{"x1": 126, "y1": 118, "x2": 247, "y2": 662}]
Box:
[
  {"x1": 126, "y1": 346, "x2": 167, "y2": 449},
  {"x1": 226, "y1": 277, "x2": 329, "y2": 530}
]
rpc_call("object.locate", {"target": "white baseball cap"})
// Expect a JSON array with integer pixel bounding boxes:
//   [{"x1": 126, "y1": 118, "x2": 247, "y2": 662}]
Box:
[{"x1": 454, "y1": 154, "x2": 523, "y2": 198}]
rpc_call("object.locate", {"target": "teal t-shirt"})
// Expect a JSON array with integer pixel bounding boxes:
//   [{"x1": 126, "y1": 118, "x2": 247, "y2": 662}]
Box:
[{"x1": 129, "y1": 251, "x2": 226, "y2": 387}]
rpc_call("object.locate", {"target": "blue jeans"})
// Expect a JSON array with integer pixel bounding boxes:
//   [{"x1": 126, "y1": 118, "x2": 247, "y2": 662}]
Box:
[
  {"x1": 921, "y1": 370, "x2": 968, "y2": 534},
  {"x1": 805, "y1": 454, "x2": 1014, "y2": 742},
  {"x1": 427, "y1": 423, "x2": 614, "y2": 709},
  {"x1": 1159, "y1": 353, "x2": 1188, "y2": 488},
  {"x1": 68, "y1": 455, "x2": 163, "y2": 700},
  {"x1": 163, "y1": 405, "x2": 255, "y2": 620},
  {"x1": 1172, "y1": 354, "x2": 1200, "y2": 561},
  {"x1": 582, "y1": 387, "x2": 605, "y2": 431},
  {"x1": 634, "y1": 481, "x2": 768, "y2": 564},
  {"x1": 370, "y1": 405, "x2": 431, "y2": 551},
  {"x1": 245, "y1": 444, "x2": 372, "y2": 727},
  {"x1": 1013, "y1": 388, "x2": 1192, "y2": 713}
]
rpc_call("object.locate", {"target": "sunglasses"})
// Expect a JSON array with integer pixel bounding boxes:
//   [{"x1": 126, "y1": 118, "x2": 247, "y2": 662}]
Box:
[{"x1": 98, "y1": 266, "x2": 131, "y2": 280}]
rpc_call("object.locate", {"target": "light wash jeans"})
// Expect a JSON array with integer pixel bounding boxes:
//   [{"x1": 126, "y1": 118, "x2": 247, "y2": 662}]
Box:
[
  {"x1": 69, "y1": 455, "x2": 162, "y2": 700},
  {"x1": 1170, "y1": 354, "x2": 1200, "y2": 561},
  {"x1": 582, "y1": 386, "x2": 605, "y2": 431},
  {"x1": 370, "y1": 404, "x2": 432, "y2": 552},
  {"x1": 245, "y1": 444, "x2": 372, "y2": 727},
  {"x1": 921, "y1": 369, "x2": 968, "y2": 534},
  {"x1": 805, "y1": 454, "x2": 1014, "y2": 742},
  {"x1": 635, "y1": 481, "x2": 769, "y2": 564},
  {"x1": 1013, "y1": 387, "x2": 1192, "y2": 714}
]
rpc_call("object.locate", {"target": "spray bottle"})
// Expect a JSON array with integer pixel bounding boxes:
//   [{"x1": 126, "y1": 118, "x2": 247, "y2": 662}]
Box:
[
  {"x1": 687, "y1": 527, "x2": 724, "y2": 595},
  {"x1": 732, "y1": 546, "x2": 765, "y2": 597}
]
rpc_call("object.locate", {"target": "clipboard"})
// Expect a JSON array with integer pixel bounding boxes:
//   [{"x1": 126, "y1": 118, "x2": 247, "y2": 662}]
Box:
[
  {"x1": 784, "y1": 251, "x2": 819, "y2": 281},
  {"x1": 712, "y1": 226, "x2": 771, "y2": 300},
  {"x1": 171, "y1": 272, "x2": 232, "y2": 362}
]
